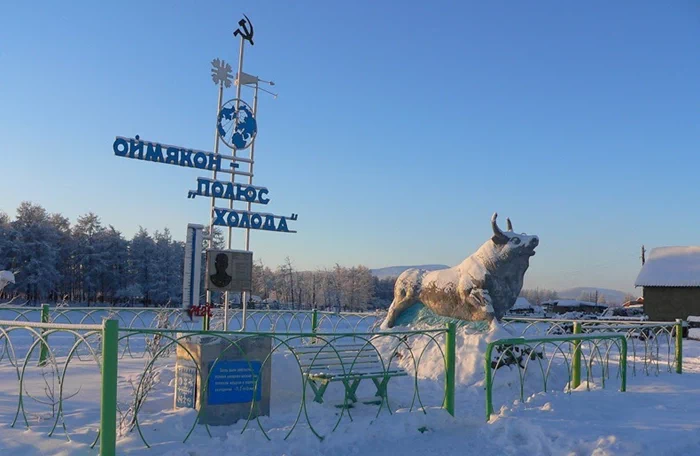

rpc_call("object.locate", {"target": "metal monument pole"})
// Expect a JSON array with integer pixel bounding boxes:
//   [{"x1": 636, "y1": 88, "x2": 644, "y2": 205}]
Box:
[
  {"x1": 210, "y1": 81, "x2": 223, "y2": 330},
  {"x1": 244, "y1": 80, "x2": 259, "y2": 251},
  {"x1": 227, "y1": 16, "x2": 252, "y2": 330},
  {"x1": 235, "y1": 72, "x2": 275, "y2": 329},
  {"x1": 240, "y1": 79, "x2": 259, "y2": 322},
  {"x1": 209, "y1": 58, "x2": 233, "y2": 331}
]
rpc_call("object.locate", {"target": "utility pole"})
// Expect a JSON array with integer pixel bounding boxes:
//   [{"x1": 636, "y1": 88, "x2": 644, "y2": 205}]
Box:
[{"x1": 641, "y1": 245, "x2": 646, "y2": 265}]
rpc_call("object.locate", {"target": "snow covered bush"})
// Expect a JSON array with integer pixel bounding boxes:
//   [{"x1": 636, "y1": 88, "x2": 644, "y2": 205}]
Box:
[{"x1": 490, "y1": 344, "x2": 544, "y2": 370}]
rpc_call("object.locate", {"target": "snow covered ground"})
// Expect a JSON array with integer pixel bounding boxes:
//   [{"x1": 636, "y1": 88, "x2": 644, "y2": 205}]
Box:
[{"x1": 0, "y1": 321, "x2": 698, "y2": 455}]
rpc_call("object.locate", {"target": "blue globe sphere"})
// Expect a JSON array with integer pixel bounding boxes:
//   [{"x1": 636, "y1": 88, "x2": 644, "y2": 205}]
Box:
[{"x1": 217, "y1": 100, "x2": 257, "y2": 150}]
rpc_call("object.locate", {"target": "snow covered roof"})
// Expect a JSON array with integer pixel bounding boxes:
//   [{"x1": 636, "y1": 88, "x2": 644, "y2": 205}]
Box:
[
  {"x1": 635, "y1": 246, "x2": 700, "y2": 287},
  {"x1": 512, "y1": 297, "x2": 533, "y2": 310}
]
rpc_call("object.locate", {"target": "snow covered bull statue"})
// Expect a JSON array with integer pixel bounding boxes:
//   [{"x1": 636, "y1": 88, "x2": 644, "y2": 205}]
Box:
[{"x1": 382, "y1": 213, "x2": 538, "y2": 329}]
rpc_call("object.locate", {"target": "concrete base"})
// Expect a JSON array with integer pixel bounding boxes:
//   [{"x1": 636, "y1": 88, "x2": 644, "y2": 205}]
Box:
[{"x1": 174, "y1": 334, "x2": 271, "y2": 426}]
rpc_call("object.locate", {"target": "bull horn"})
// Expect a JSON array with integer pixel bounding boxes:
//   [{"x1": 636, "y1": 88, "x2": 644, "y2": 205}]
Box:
[
  {"x1": 491, "y1": 213, "x2": 508, "y2": 244},
  {"x1": 506, "y1": 218, "x2": 513, "y2": 231}
]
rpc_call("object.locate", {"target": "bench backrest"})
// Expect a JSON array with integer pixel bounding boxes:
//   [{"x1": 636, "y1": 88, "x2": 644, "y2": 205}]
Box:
[{"x1": 294, "y1": 343, "x2": 396, "y2": 377}]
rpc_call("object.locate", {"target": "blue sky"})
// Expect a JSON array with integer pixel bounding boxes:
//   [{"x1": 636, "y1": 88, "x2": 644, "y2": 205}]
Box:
[{"x1": 1, "y1": 1, "x2": 698, "y2": 293}]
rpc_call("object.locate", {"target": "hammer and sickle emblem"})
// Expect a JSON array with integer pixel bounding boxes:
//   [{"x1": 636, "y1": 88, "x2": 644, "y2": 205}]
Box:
[{"x1": 234, "y1": 14, "x2": 255, "y2": 45}]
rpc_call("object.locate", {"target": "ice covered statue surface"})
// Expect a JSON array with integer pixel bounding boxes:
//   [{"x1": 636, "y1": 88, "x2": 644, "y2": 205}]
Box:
[{"x1": 382, "y1": 213, "x2": 538, "y2": 328}]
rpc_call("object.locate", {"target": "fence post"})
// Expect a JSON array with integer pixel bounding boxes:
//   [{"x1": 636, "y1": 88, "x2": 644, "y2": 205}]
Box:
[
  {"x1": 571, "y1": 321, "x2": 581, "y2": 389},
  {"x1": 484, "y1": 341, "x2": 494, "y2": 421},
  {"x1": 100, "y1": 319, "x2": 119, "y2": 456},
  {"x1": 675, "y1": 319, "x2": 683, "y2": 374},
  {"x1": 311, "y1": 308, "x2": 318, "y2": 333},
  {"x1": 620, "y1": 337, "x2": 627, "y2": 392},
  {"x1": 38, "y1": 304, "x2": 50, "y2": 366},
  {"x1": 202, "y1": 306, "x2": 210, "y2": 332},
  {"x1": 443, "y1": 322, "x2": 456, "y2": 416},
  {"x1": 310, "y1": 308, "x2": 319, "y2": 343}
]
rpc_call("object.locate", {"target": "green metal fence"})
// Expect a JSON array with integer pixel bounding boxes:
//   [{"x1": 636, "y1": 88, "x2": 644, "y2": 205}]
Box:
[
  {"x1": 502, "y1": 317, "x2": 682, "y2": 375},
  {"x1": 484, "y1": 333, "x2": 628, "y2": 421},
  {"x1": 117, "y1": 324, "x2": 455, "y2": 446},
  {"x1": 0, "y1": 318, "x2": 116, "y2": 455},
  {"x1": 0, "y1": 309, "x2": 668, "y2": 450},
  {"x1": 0, "y1": 317, "x2": 454, "y2": 453},
  {"x1": 0, "y1": 306, "x2": 391, "y2": 362},
  {"x1": 0, "y1": 306, "x2": 386, "y2": 333}
]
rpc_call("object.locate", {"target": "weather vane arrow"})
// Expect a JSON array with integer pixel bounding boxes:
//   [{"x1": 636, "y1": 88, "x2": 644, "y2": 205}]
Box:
[{"x1": 234, "y1": 14, "x2": 254, "y2": 45}]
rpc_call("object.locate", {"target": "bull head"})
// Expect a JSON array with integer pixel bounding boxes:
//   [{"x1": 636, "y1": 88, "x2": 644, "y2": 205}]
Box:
[{"x1": 491, "y1": 212, "x2": 539, "y2": 255}]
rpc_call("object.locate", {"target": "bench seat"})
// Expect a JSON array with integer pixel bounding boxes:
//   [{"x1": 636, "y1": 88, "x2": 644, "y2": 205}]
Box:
[{"x1": 292, "y1": 343, "x2": 407, "y2": 404}]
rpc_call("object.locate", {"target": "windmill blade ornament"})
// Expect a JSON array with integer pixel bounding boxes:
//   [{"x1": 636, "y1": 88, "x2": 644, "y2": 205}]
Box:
[{"x1": 211, "y1": 58, "x2": 233, "y2": 88}]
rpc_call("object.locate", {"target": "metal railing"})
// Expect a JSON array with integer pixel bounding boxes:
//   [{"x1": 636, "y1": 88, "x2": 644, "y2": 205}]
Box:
[
  {"x1": 502, "y1": 317, "x2": 683, "y2": 375},
  {"x1": 0, "y1": 317, "x2": 454, "y2": 453},
  {"x1": 1, "y1": 308, "x2": 669, "y2": 450},
  {"x1": 0, "y1": 318, "x2": 117, "y2": 455},
  {"x1": 484, "y1": 333, "x2": 628, "y2": 421},
  {"x1": 117, "y1": 323, "x2": 454, "y2": 446},
  {"x1": 0, "y1": 305, "x2": 387, "y2": 333}
]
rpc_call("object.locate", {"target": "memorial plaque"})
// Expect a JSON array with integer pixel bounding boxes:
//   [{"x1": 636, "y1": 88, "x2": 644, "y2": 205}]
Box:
[
  {"x1": 205, "y1": 249, "x2": 253, "y2": 292},
  {"x1": 207, "y1": 360, "x2": 262, "y2": 405}
]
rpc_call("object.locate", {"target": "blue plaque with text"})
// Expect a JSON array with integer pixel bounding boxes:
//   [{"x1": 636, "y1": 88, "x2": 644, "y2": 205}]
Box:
[{"x1": 207, "y1": 360, "x2": 262, "y2": 405}]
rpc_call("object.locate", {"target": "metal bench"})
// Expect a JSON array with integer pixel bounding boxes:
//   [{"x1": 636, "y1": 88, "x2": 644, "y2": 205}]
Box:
[{"x1": 293, "y1": 342, "x2": 407, "y2": 405}]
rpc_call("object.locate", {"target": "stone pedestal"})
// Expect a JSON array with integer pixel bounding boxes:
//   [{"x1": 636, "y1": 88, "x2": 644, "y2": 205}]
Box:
[{"x1": 174, "y1": 335, "x2": 271, "y2": 425}]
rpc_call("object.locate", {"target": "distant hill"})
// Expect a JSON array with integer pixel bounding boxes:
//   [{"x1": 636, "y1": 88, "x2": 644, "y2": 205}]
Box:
[
  {"x1": 557, "y1": 287, "x2": 631, "y2": 306},
  {"x1": 371, "y1": 264, "x2": 449, "y2": 279}
]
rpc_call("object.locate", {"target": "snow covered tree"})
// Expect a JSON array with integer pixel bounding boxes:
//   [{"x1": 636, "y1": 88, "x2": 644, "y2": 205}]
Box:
[
  {"x1": 150, "y1": 229, "x2": 184, "y2": 306},
  {"x1": 372, "y1": 276, "x2": 396, "y2": 308},
  {"x1": 48, "y1": 213, "x2": 75, "y2": 303},
  {"x1": 100, "y1": 226, "x2": 129, "y2": 304},
  {"x1": 11, "y1": 202, "x2": 61, "y2": 303},
  {"x1": 520, "y1": 288, "x2": 559, "y2": 305},
  {"x1": 350, "y1": 266, "x2": 373, "y2": 310},
  {"x1": 73, "y1": 213, "x2": 108, "y2": 304},
  {"x1": 0, "y1": 212, "x2": 14, "y2": 269},
  {"x1": 276, "y1": 257, "x2": 295, "y2": 307},
  {"x1": 129, "y1": 227, "x2": 156, "y2": 305},
  {"x1": 2, "y1": 202, "x2": 378, "y2": 310},
  {"x1": 252, "y1": 260, "x2": 274, "y2": 300},
  {"x1": 0, "y1": 211, "x2": 17, "y2": 299}
]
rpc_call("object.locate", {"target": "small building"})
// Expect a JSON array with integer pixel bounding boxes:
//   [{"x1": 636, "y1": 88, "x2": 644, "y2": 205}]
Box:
[
  {"x1": 507, "y1": 297, "x2": 544, "y2": 316},
  {"x1": 600, "y1": 304, "x2": 646, "y2": 320},
  {"x1": 635, "y1": 246, "x2": 700, "y2": 321},
  {"x1": 541, "y1": 299, "x2": 607, "y2": 315}
]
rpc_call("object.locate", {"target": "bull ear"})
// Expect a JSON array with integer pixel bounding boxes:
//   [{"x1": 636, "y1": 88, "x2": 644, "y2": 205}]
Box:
[{"x1": 491, "y1": 213, "x2": 509, "y2": 245}]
